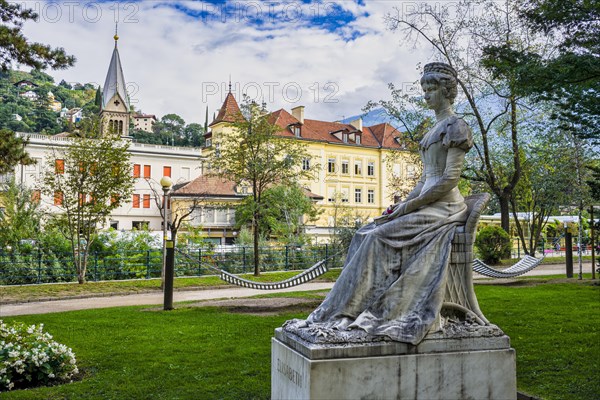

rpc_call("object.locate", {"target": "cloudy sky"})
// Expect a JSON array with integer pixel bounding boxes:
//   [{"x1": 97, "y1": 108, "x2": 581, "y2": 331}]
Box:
[{"x1": 21, "y1": 1, "x2": 434, "y2": 125}]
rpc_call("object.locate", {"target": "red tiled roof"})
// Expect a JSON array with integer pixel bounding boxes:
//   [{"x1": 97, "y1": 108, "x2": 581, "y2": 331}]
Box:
[
  {"x1": 209, "y1": 92, "x2": 242, "y2": 127},
  {"x1": 210, "y1": 92, "x2": 405, "y2": 149},
  {"x1": 171, "y1": 175, "x2": 243, "y2": 198},
  {"x1": 268, "y1": 109, "x2": 403, "y2": 149},
  {"x1": 367, "y1": 123, "x2": 405, "y2": 149},
  {"x1": 172, "y1": 174, "x2": 324, "y2": 201},
  {"x1": 302, "y1": 187, "x2": 324, "y2": 200}
]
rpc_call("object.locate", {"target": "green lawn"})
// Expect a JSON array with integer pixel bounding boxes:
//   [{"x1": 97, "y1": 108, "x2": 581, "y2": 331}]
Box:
[{"x1": 2, "y1": 279, "x2": 599, "y2": 399}]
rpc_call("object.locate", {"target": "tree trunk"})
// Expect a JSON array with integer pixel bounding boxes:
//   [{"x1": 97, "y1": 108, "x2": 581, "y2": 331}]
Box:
[
  {"x1": 253, "y1": 214, "x2": 260, "y2": 276},
  {"x1": 499, "y1": 194, "x2": 513, "y2": 259},
  {"x1": 499, "y1": 195, "x2": 511, "y2": 234}
]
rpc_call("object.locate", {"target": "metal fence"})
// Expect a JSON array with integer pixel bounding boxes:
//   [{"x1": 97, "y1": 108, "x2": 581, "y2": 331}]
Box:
[
  {"x1": 0, "y1": 245, "x2": 345, "y2": 286},
  {"x1": 509, "y1": 238, "x2": 595, "y2": 259}
]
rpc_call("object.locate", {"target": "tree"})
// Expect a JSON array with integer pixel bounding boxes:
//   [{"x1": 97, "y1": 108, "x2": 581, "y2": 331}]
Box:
[
  {"x1": 208, "y1": 99, "x2": 311, "y2": 275},
  {"x1": 147, "y1": 180, "x2": 204, "y2": 288},
  {"x1": 509, "y1": 126, "x2": 580, "y2": 256},
  {"x1": 487, "y1": 0, "x2": 599, "y2": 143},
  {"x1": 364, "y1": 84, "x2": 429, "y2": 202},
  {"x1": 41, "y1": 119, "x2": 135, "y2": 283},
  {"x1": 385, "y1": 0, "x2": 553, "y2": 232},
  {"x1": 328, "y1": 192, "x2": 368, "y2": 255},
  {"x1": 0, "y1": 1, "x2": 75, "y2": 71},
  {"x1": 234, "y1": 184, "x2": 321, "y2": 245},
  {"x1": 182, "y1": 123, "x2": 204, "y2": 147},
  {"x1": 0, "y1": 128, "x2": 34, "y2": 174},
  {"x1": 0, "y1": 179, "x2": 41, "y2": 249},
  {"x1": 152, "y1": 113, "x2": 185, "y2": 146},
  {"x1": 0, "y1": 1, "x2": 75, "y2": 173}
]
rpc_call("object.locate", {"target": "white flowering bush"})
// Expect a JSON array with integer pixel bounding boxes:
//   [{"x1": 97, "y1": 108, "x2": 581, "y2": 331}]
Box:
[{"x1": 0, "y1": 320, "x2": 78, "y2": 391}]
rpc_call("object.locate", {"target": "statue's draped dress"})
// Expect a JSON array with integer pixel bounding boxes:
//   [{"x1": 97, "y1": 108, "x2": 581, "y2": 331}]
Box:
[{"x1": 306, "y1": 116, "x2": 473, "y2": 345}]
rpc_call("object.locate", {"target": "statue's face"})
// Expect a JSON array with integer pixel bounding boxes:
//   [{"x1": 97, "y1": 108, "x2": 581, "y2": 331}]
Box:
[{"x1": 421, "y1": 82, "x2": 448, "y2": 112}]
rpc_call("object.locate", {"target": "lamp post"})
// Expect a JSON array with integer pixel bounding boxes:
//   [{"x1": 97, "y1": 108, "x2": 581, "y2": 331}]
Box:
[
  {"x1": 565, "y1": 219, "x2": 573, "y2": 278},
  {"x1": 160, "y1": 176, "x2": 172, "y2": 290}
]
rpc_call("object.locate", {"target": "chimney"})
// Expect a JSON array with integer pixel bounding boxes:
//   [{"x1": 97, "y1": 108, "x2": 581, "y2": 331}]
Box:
[
  {"x1": 350, "y1": 117, "x2": 363, "y2": 131},
  {"x1": 291, "y1": 106, "x2": 305, "y2": 124}
]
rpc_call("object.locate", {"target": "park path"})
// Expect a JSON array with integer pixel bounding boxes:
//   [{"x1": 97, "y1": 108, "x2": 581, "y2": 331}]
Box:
[{"x1": 0, "y1": 263, "x2": 594, "y2": 317}]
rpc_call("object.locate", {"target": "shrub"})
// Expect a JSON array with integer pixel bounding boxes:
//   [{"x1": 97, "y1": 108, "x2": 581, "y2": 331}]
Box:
[
  {"x1": 474, "y1": 225, "x2": 512, "y2": 264},
  {"x1": 0, "y1": 320, "x2": 78, "y2": 391}
]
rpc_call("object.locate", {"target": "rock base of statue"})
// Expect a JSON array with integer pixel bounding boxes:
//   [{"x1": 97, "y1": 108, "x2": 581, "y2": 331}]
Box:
[{"x1": 271, "y1": 324, "x2": 516, "y2": 400}]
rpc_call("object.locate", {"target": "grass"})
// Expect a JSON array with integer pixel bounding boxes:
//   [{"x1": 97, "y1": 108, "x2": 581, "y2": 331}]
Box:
[
  {"x1": 2, "y1": 278, "x2": 598, "y2": 399},
  {"x1": 474, "y1": 279, "x2": 599, "y2": 400},
  {"x1": 0, "y1": 270, "x2": 342, "y2": 303}
]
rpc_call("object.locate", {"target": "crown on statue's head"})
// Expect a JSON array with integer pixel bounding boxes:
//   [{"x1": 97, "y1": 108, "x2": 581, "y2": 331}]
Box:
[{"x1": 423, "y1": 62, "x2": 457, "y2": 78}]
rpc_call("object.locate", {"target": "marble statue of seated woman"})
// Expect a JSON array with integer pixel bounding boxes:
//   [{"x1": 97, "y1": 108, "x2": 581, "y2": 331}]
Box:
[{"x1": 285, "y1": 62, "x2": 474, "y2": 345}]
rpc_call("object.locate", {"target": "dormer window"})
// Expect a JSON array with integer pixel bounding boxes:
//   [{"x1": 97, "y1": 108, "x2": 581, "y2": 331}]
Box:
[
  {"x1": 205, "y1": 138, "x2": 212, "y2": 147},
  {"x1": 342, "y1": 133, "x2": 348, "y2": 143},
  {"x1": 292, "y1": 126, "x2": 301, "y2": 137},
  {"x1": 356, "y1": 134, "x2": 361, "y2": 144}
]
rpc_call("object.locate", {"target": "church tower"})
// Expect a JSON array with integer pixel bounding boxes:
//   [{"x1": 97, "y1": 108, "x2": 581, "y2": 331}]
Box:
[{"x1": 100, "y1": 29, "x2": 130, "y2": 137}]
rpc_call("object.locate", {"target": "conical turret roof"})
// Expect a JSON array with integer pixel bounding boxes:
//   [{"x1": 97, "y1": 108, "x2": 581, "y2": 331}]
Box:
[{"x1": 209, "y1": 91, "x2": 242, "y2": 126}]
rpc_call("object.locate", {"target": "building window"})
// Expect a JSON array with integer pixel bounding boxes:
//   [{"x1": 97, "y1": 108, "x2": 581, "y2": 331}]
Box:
[
  {"x1": 133, "y1": 164, "x2": 141, "y2": 178},
  {"x1": 205, "y1": 138, "x2": 212, "y2": 147},
  {"x1": 143, "y1": 165, "x2": 151, "y2": 179},
  {"x1": 355, "y1": 161, "x2": 362, "y2": 175},
  {"x1": 341, "y1": 160, "x2": 349, "y2": 174},
  {"x1": 55, "y1": 159, "x2": 64, "y2": 174},
  {"x1": 215, "y1": 143, "x2": 221, "y2": 158},
  {"x1": 341, "y1": 188, "x2": 349, "y2": 203},
  {"x1": 110, "y1": 221, "x2": 119, "y2": 230},
  {"x1": 143, "y1": 194, "x2": 151, "y2": 208},
  {"x1": 293, "y1": 126, "x2": 301, "y2": 137},
  {"x1": 355, "y1": 188, "x2": 362, "y2": 203},
  {"x1": 53, "y1": 191, "x2": 63, "y2": 206},
  {"x1": 407, "y1": 164, "x2": 416, "y2": 178},
  {"x1": 327, "y1": 187, "x2": 336, "y2": 203},
  {"x1": 328, "y1": 158, "x2": 336, "y2": 173},
  {"x1": 132, "y1": 221, "x2": 149, "y2": 230},
  {"x1": 356, "y1": 135, "x2": 361, "y2": 145},
  {"x1": 163, "y1": 166, "x2": 171, "y2": 178},
  {"x1": 368, "y1": 189, "x2": 375, "y2": 204},
  {"x1": 181, "y1": 167, "x2": 191, "y2": 180},
  {"x1": 367, "y1": 162, "x2": 375, "y2": 176},
  {"x1": 302, "y1": 158, "x2": 311, "y2": 171},
  {"x1": 132, "y1": 194, "x2": 140, "y2": 208},
  {"x1": 342, "y1": 133, "x2": 348, "y2": 143}
]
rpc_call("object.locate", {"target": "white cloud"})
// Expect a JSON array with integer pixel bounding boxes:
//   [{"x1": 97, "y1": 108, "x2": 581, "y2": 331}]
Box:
[{"x1": 19, "y1": 1, "x2": 431, "y2": 125}]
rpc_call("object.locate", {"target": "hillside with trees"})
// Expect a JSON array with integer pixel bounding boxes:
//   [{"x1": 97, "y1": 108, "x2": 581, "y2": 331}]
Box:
[{"x1": 0, "y1": 68, "x2": 96, "y2": 134}]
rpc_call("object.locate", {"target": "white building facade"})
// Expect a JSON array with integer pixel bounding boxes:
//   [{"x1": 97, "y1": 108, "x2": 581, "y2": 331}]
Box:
[{"x1": 11, "y1": 133, "x2": 202, "y2": 231}]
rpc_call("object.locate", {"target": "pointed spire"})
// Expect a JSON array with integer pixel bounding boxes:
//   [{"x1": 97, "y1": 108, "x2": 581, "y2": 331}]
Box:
[
  {"x1": 228, "y1": 74, "x2": 232, "y2": 93},
  {"x1": 114, "y1": 23, "x2": 119, "y2": 47},
  {"x1": 102, "y1": 29, "x2": 129, "y2": 110}
]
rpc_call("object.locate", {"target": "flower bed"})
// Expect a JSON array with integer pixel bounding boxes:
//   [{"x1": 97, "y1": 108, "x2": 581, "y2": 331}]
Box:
[{"x1": 0, "y1": 320, "x2": 78, "y2": 391}]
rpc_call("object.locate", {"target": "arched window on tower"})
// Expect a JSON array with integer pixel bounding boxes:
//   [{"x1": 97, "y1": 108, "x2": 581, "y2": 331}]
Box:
[{"x1": 118, "y1": 120, "x2": 123, "y2": 135}]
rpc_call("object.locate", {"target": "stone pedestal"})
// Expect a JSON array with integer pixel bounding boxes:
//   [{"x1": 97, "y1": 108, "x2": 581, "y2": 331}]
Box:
[{"x1": 271, "y1": 328, "x2": 516, "y2": 400}]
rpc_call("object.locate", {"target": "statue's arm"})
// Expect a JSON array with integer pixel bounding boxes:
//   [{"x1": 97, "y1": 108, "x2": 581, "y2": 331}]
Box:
[
  {"x1": 403, "y1": 147, "x2": 465, "y2": 212},
  {"x1": 385, "y1": 147, "x2": 465, "y2": 220},
  {"x1": 404, "y1": 177, "x2": 425, "y2": 201}
]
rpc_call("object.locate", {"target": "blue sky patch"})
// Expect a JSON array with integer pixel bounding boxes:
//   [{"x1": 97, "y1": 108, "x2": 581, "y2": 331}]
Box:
[{"x1": 153, "y1": 1, "x2": 367, "y2": 40}]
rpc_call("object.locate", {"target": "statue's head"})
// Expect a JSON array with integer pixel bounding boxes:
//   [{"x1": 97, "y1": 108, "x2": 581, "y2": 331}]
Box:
[{"x1": 420, "y1": 63, "x2": 458, "y2": 104}]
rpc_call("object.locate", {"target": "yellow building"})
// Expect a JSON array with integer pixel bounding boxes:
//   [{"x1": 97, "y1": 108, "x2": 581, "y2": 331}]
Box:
[{"x1": 175, "y1": 91, "x2": 418, "y2": 243}]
